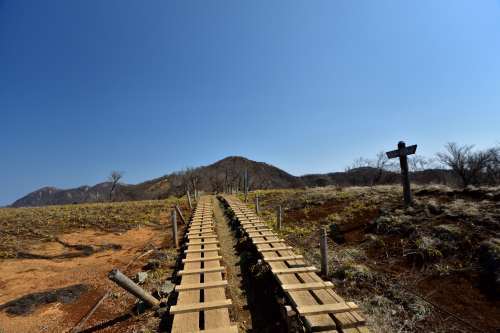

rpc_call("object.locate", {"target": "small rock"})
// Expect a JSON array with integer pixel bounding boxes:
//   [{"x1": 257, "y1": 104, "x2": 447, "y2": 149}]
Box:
[
  {"x1": 136, "y1": 272, "x2": 148, "y2": 284},
  {"x1": 155, "y1": 306, "x2": 169, "y2": 317},
  {"x1": 160, "y1": 280, "x2": 175, "y2": 296},
  {"x1": 143, "y1": 259, "x2": 161, "y2": 270}
]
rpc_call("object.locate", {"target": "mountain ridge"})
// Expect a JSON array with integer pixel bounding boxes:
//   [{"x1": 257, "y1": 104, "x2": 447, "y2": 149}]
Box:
[{"x1": 11, "y1": 156, "x2": 455, "y2": 207}]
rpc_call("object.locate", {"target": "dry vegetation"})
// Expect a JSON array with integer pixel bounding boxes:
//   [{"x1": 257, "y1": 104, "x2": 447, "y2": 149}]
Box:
[
  {"x1": 0, "y1": 199, "x2": 185, "y2": 259},
  {"x1": 0, "y1": 197, "x2": 190, "y2": 333},
  {"x1": 240, "y1": 185, "x2": 500, "y2": 333}
]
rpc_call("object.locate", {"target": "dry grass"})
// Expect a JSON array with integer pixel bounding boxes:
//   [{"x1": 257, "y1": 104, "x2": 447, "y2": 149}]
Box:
[
  {"x1": 0, "y1": 197, "x2": 187, "y2": 259},
  {"x1": 239, "y1": 185, "x2": 500, "y2": 333}
]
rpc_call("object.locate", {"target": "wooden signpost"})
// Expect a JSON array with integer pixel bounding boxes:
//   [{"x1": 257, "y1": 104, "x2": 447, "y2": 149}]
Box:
[{"x1": 386, "y1": 141, "x2": 417, "y2": 206}]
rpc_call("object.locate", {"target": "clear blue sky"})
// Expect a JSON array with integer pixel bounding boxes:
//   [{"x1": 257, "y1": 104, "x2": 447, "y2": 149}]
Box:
[{"x1": 1, "y1": 1, "x2": 499, "y2": 205}]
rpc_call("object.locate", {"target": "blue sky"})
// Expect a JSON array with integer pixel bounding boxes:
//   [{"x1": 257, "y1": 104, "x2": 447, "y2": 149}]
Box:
[{"x1": 1, "y1": 1, "x2": 499, "y2": 205}]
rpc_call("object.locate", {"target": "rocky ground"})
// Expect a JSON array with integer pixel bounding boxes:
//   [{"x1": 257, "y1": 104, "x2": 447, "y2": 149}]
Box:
[{"x1": 242, "y1": 185, "x2": 500, "y2": 333}]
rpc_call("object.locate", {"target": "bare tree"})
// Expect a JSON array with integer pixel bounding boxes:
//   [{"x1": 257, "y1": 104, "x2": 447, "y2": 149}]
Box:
[
  {"x1": 408, "y1": 155, "x2": 432, "y2": 172},
  {"x1": 108, "y1": 171, "x2": 123, "y2": 200},
  {"x1": 437, "y1": 143, "x2": 497, "y2": 187},
  {"x1": 346, "y1": 152, "x2": 394, "y2": 185}
]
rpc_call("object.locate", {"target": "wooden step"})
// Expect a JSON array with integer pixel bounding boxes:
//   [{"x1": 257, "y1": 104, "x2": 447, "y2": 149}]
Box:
[
  {"x1": 263, "y1": 255, "x2": 303, "y2": 262},
  {"x1": 272, "y1": 266, "x2": 318, "y2": 274},
  {"x1": 184, "y1": 247, "x2": 220, "y2": 254},
  {"x1": 178, "y1": 267, "x2": 226, "y2": 275},
  {"x1": 175, "y1": 280, "x2": 228, "y2": 291},
  {"x1": 248, "y1": 232, "x2": 276, "y2": 237},
  {"x1": 182, "y1": 256, "x2": 222, "y2": 263},
  {"x1": 187, "y1": 231, "x2": 215, "y2": 236},
  {"x1": 187, "y1": 240, "x2": 219, "y2": 246},
  {"x1": 189, "y1": 325, "x2": 239, "y2": 333},
  {"x1": 170, "y1": 299, "x2": 232, "y2": 314},
  {"x1": 246, "y1": 227, "x2": 272, "y2": 232},
  {"x1": 188, "y1": 235, "x2": 217, "y2": 240},
  {"x1": 296, "y1": 302, "x2": 358, "y2": 316},
  {"x1": 281, "y1": 281, "x2": 334, "y2": 291},
  {"x1": 258, "y1": 246, "x2": 293, "y2": 252},
  {"x1": 252, "y1": 239, "x2": 284, "y2": 245}
]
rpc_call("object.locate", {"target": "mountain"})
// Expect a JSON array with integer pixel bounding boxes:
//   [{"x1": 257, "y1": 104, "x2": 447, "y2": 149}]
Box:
[
  {"x1": 11, "y1": 156, "x2": 456, "y2": 207},
  {"x1": 10, "y1": 156, "x2": 304, "y2": 207}
]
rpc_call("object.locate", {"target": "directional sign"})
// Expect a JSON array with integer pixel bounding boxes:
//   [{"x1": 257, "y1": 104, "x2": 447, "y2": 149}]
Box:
[
  {"x1": 386, "y1": 144, "x2": 417, "y2": 159},
  {"x1": 386, "y1": 141, "x2": 417, "y2": 206}
]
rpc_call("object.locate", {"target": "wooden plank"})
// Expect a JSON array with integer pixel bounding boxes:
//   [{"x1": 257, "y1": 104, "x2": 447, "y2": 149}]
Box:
[
  {"x1": 188, "y1": 234, "x2": 217, "y2": 240},
  {"x1": 248, "y1": 231, "x2": 276, "y2": 237},
  {"x1": 281, "y1": 281, "x2": 334, "y2": 291},
  {"x1": 184, "y1": 248, "x2": 220, "y2": 254},
  {"x1": 175, "y1": 280, "x2": 228, "y2": 291},
  {"x1": 258, "y1": 246, "x2": 293, "y2": 252},
  {"x1": 272, "y1": 266, "x2": 319, "y2": 274},
  {"x1": 178, "y1": 266, "x2": 226, "y2": 276},
  {"x1": 182, "y1": 256, "x2": 222, "y2": 263},
  {"x1": 252, "y1": 239, "x2": 285, "y2": 245},
  {"x1": 297, "y1": 302, "x2": 358, "y2": 316},
  {"x1": 196, "y1": 326, "x2": 238, "y2": 333},
  {"x1": 187, "y1": 240, "x2": 219, "y2": 246},
  {"x1": 263, "y1": 255, "x2": 304, "y2": 262},
  {"x1": 170, "y1": 299, "x2": 232, "y2": 314}
]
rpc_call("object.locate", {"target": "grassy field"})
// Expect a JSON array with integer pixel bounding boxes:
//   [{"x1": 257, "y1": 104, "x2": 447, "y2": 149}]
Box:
[
  {"x1": 238, "y1": 185, "x2": 500, "y2": 333},
  {"x1": 0, "y1": 197, "x2": 189, "y2": 259}
]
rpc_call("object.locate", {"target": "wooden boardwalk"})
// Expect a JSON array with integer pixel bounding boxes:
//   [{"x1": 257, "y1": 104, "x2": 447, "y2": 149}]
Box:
[
  {"x1": 171, "y1": 197, "x2": 237, "y2": 333},
  {"x1": 222, "y1": 195, "x2": 369, "y2": 333}
]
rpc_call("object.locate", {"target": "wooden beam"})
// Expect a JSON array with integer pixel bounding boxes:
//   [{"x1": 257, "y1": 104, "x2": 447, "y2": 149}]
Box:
[
  {"x1": 184, "y1": 248, "x2": 220, "y2": 254},
  {"x1": 272, "y1": 266, "x2": 318, "y2": 274},
  {"x1": 281, "y1": 281, "x2": 334, "y2": 292},
  {"x1": 178, "y1": 267, "x2": 225, "y2": 276},
  {"x1": 252, "y1": 239, "x2": 284, "y2": 245},
  {"x1": 182, "y1": 256, "x2": 222, "y2": 263},
  {"x1": 263, "y1": 255, "x2": 303, "y2": 262},
  {"x1": 175, "y1": 280, "x2": 228, "y2": 291},
  {"x1": 297, "y1": 302, "x2": 358, "y2": 316},
  {"x1": 258, "y1": 246, "x2": 293, "y2": 252},
  {"x1": 170, "y1": 299, "x2": 232, "y2": 315}
]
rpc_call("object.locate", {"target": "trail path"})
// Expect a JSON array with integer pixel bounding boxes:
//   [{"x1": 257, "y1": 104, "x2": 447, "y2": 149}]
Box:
[{"x1": 212, "y1": 196, "x2": 252, "y2": 332}]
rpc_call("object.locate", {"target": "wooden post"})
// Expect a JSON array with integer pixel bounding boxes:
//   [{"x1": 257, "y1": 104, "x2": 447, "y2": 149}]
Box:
[
  {"x1": 172, "y1": 210, "x2": 178, "y2": 249},
  {"x1": 175, "y1": 204, "x2": 186, "y2": 225},
  {"x1": 244, "y1": 168, "x2": 248, "y2": 203},
  {"x1": 386, "y1": 141, "x2": 417, "y2": 206},
  {"x1": 108, "y1": 269, "x2": 160, "y2": 308},
  {"x1": 398, "y1": 141, "x2": 412, "y2": 205},
  {"x1": 320, "y1": 227, "x2": 328, "y2": 276},
  {"x1": 276, "y1": 205, "x2": 282, "y2": 230},
  {"x1": 187, "y1": 190, "x2": 192, "y2": 210},
  {"x1": 255, "y1": 194, "x2": 260, "y2": 215}
]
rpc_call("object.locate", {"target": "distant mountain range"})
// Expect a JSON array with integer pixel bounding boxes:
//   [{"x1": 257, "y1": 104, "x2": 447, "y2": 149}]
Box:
[{"x1": 11, "y1": 156, "x2": 456, "y2": 207}]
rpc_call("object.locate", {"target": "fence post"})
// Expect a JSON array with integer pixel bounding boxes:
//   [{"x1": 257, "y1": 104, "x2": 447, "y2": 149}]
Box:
[
  {"x1": 255, "y1": 194, "x2": 260, "y2": 215},
  {"x1": 172, "y1": 209, "x2": 178, "y2": 249},
  {"x1": 276, "y1": 205, "x2": 282, "y2": 230},
  {"x1": 244, "y1": 169, "x2": 248, "y2": 202},
  {"x1": 320, "y1": 227, "x2": 328, "y2": 276},
  {"x1": 108, "y1": 269, "x2": 160, "y2": 308},
  {"x1": 187, "y1": 190, "x2": 192, "y2": 210}
]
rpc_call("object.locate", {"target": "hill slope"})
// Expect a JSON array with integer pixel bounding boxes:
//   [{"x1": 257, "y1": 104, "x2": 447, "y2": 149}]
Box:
[
  {"x1": 11, "y1": 156, "x2": 304, "y2": 207},
  {"x1": 11, "y1": 156, "x2": 456, "y2": 207}
]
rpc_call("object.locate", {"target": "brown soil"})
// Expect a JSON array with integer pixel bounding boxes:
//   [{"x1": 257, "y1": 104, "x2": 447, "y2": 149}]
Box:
[
  {"x1": 0, "y1": 224, "x2": 173, "y2": 333},
  {"x1": 212, "y1": 196, "x2": 253, "y2": 331}
]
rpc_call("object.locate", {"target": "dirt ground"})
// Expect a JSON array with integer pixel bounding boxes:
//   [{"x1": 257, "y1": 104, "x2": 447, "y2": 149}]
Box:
[{"x1": 0, "y1": 224, "x2": 173, "y2": 333}]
